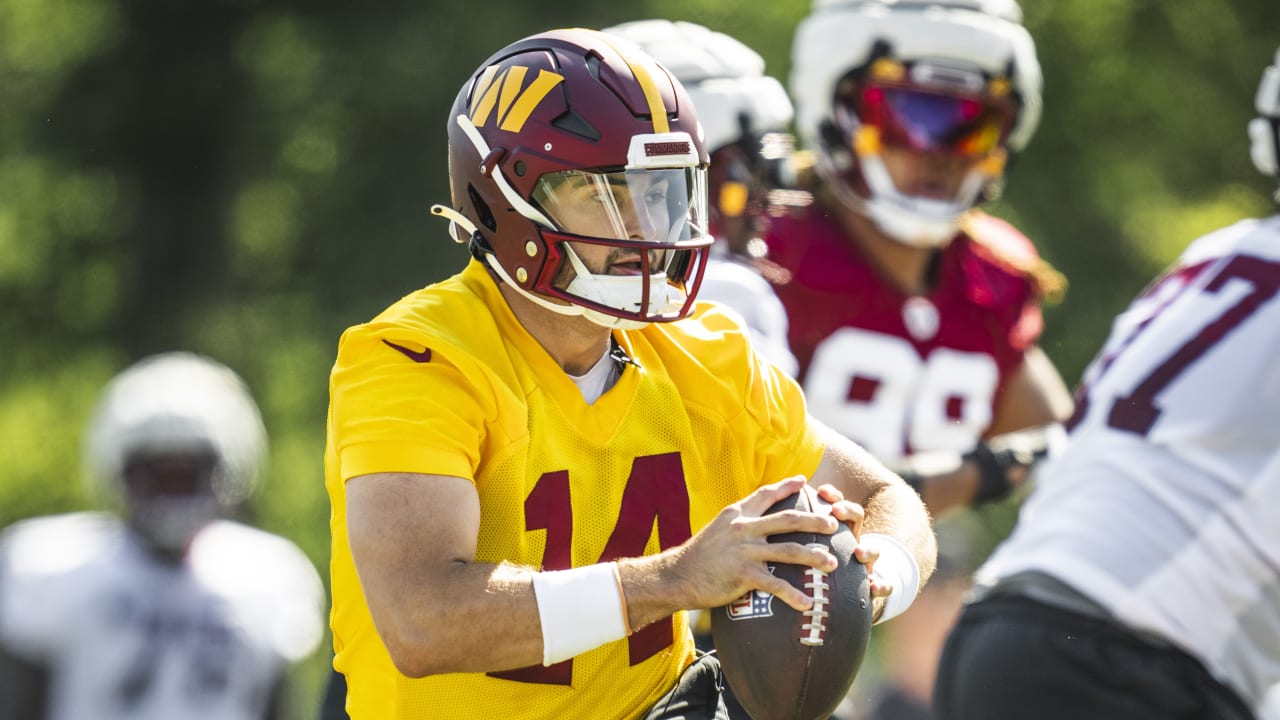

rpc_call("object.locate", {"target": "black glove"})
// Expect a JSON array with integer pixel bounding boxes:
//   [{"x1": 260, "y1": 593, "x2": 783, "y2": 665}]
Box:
[{"x1": 963, "y1": 442, "x2": 1038, "y2": 505}]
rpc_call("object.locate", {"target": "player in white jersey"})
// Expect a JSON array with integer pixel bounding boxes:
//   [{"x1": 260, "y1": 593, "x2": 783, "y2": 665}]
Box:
[
  {"x1": 1264, "y1": 685, "x2": 1280, "y2": 720},
  {"x1": 0, "y1": 353, "x2": 324, "y2": 720},
  {"x1": 933, "y1": 48, "x2": 1280, "y2": 720},
  {"x1": 602, "y1": 19, "x2": 800, "y2": 377}
]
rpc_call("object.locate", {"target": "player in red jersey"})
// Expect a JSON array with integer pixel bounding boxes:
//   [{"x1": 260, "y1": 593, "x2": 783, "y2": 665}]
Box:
[
  {"x1": 774, "y1": 0, "x2": 1073, "y2": 518},
  {"x1": 773, "y1": 3, "x2": 1074, "y2": 719}
]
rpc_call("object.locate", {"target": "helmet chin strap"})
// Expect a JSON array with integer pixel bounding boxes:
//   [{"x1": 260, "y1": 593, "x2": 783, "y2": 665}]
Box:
[
  {"x1": 563, "y1": 246, "x2": 684, "y2": 320},
  {"x1": 429, "y1": 204, "x2": 586, "y2": 319},
  {"x1": 431, "y1": 204, "x2": 479, "y2": 242},
  {"x1": 430, "y1": 204, "x2": 673, "y2": 330},
  {"x1": 488, "y1": 247, "x2": 651, "y2": 330}
]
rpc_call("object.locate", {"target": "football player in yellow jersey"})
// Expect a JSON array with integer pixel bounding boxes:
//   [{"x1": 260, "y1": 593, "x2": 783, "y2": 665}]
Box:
[{"x1": 324, "y1": 27, "x2": 937, "y2": 720}]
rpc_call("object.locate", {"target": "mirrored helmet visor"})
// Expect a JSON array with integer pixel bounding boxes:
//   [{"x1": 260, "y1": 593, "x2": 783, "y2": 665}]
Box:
[{"x1": 857, "y1": 85, "x2": 1016, "y2": 157}]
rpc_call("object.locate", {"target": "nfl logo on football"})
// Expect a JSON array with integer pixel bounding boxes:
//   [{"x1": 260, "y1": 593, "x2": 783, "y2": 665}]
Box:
[{"x1": 725, "y1": 566, "x2": 777, "y2": 620}]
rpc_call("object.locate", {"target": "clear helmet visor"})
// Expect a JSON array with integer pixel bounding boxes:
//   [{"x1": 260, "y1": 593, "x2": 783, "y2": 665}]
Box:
[
  {"x1": 533, "y1": 166, "x2": 709, "y2": 250},
  {"x1": 530, "y1": 166, "x2": 712, "y2": 326}
]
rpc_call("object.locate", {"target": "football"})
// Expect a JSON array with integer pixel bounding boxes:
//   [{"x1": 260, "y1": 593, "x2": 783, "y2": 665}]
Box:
[{"x1": 711, "y1": 484, "x2": 872, "y2": 720}]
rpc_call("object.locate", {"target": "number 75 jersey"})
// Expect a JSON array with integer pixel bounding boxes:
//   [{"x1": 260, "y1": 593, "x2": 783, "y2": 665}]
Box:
[{"x1": 0, "y1": 513, "x2": 325, "y2": 720}]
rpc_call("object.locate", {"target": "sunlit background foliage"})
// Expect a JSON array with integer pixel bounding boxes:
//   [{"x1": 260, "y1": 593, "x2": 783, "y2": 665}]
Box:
[{"x1": 3, "y1": 0, "x2": 1277, "y2": 714}]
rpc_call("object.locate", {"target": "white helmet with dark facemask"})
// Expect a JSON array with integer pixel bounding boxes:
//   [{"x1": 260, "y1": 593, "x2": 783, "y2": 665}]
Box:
[
  {"x1": 601, "y1": 19, "x2": 794, "y2": 157},
  {"x1": 85, "y1": 353, "x2": 266, "y2": 554},
  {"x1": 602, "y1": 20, "x2": 796, "y2": 250},
  {"x1": 1249, "y1": 47, "x2": 1280, "y2": 194},
  {"x1": 791, "y1": 0, "x2": 1041, "y2": 247}
]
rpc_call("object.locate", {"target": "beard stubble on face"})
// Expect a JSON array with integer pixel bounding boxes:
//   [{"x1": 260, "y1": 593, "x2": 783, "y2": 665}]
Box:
[{"x1": 552, "y1": 245, "x2": 668, "y2": 289}]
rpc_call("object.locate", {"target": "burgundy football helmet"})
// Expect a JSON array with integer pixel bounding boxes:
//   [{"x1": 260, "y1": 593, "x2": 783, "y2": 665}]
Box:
[{"x1": 434, "y1": 28, "x2": 712, "y2": 329}]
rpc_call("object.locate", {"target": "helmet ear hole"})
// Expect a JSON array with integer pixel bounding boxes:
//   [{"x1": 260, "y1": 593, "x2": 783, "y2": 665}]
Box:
[{"x1": 468, "y1": 184, "x2": 498, "y2": 233}]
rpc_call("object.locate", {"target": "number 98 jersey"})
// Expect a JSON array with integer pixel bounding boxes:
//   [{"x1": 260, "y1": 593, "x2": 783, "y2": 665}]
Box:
[
  {"x1": 765, "y1": 209, "x2": 1046, "y2": 462},
  {"x1": 0, "y1": 513, "x2": 325, "y2": 720}
]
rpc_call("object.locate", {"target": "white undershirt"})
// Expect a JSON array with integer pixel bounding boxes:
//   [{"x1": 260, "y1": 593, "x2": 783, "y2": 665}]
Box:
[{"x1": 567, "y1": 347, "x2": 622, "y2": 405}]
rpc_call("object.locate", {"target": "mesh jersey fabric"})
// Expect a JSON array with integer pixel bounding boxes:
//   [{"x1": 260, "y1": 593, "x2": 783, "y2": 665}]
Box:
[{"x1": 325, "y1": 259, "x2": 825, "y2": 720}]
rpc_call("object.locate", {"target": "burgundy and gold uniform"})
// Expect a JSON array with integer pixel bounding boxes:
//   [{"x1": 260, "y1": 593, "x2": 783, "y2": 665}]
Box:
[
  {"x1": 765, "y1": 209, "x2": 1045, "y2": 462},
  {"x1": 326, "y1": 260, "x2": 824, "y2": 719}
]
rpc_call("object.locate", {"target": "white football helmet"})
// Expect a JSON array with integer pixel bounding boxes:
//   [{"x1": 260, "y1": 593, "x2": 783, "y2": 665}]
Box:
[
  {"x1": 84, "y1": 352, "x2": 267, "y2": 552},
  {"x1": 1248, "y1": 47, "x2": 1280, "y2": 187},
  {"x1": 603, "y1": 20, "x2": 796, "y2": 249},
  {"x1": 792, "y1": 0, "x2": 1042, "y2": 247},
  {"x1": 603, "y1": 20, "x2": 793, "y2": 156}
]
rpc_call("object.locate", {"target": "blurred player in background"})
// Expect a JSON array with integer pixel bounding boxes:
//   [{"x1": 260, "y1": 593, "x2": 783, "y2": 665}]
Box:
[
  {"x1": 0, "y1": 352, "x2": 325, "y2": 720},
  {"x1": 603, "y1": 18, "x2": 799, "y2": 377},
  {"x1": 934, "y1": 46, "x2": 1280, "y2": 720},
  {"x1": 771, "y1": 2, "x2": 1073, "y2": 718},
  {"x1": 325, "y1": 27, "x2": 934, "y2": 719},
  {"x1": 777, "y1": 0, "x2": 1072, "y2": 516}
]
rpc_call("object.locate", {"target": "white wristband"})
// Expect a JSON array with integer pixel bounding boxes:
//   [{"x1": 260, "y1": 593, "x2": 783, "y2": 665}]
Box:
[
  {"x1": 531, "y1": 562, "x2": 630, "y2": 666},
  {"x1": 862, "y1": 532, "x2": 921, "y2": 625}
]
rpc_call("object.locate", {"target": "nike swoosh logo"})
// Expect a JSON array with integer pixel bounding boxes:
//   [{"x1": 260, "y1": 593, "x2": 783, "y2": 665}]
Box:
[{"x1": 383, "y1": 340, "x2": 432, "y2": 363}]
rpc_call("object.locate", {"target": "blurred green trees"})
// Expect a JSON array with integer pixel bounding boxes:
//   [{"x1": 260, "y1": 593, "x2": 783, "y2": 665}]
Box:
[{"x1": 3, "y1": 0, "x2": 1278, "y2": 715}]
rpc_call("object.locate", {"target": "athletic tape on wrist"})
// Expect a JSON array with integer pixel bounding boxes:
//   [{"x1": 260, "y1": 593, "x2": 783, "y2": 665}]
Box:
[
  {"x1": 862, "y1": 532, "x2": 921, "y2": 625},
  {"x1": 531, "y1": 562, "x2": 630, "y2": 666}
]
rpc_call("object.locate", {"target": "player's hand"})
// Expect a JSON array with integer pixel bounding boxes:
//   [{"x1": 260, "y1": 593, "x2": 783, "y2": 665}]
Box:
[
  {"x1": 815, "y1": 484, "x2": 894, "y2": 605},
  {"x1": 673, "y1": 476, "x2": 839, "y2": 613}
]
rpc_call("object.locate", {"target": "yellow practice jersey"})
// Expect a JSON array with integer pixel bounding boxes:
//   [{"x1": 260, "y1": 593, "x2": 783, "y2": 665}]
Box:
[{"x1": 325, "y1": 259, "x2": 825, "y2": 720}]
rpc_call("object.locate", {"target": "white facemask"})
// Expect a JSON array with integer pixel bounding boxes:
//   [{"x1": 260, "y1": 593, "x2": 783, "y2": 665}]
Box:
[
  {"x1": 562, "y1": 247, "x2": 687, "y2": 329},
  {"x1": 825, "y1": 151, "x2": 989, "y2": 248}
]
